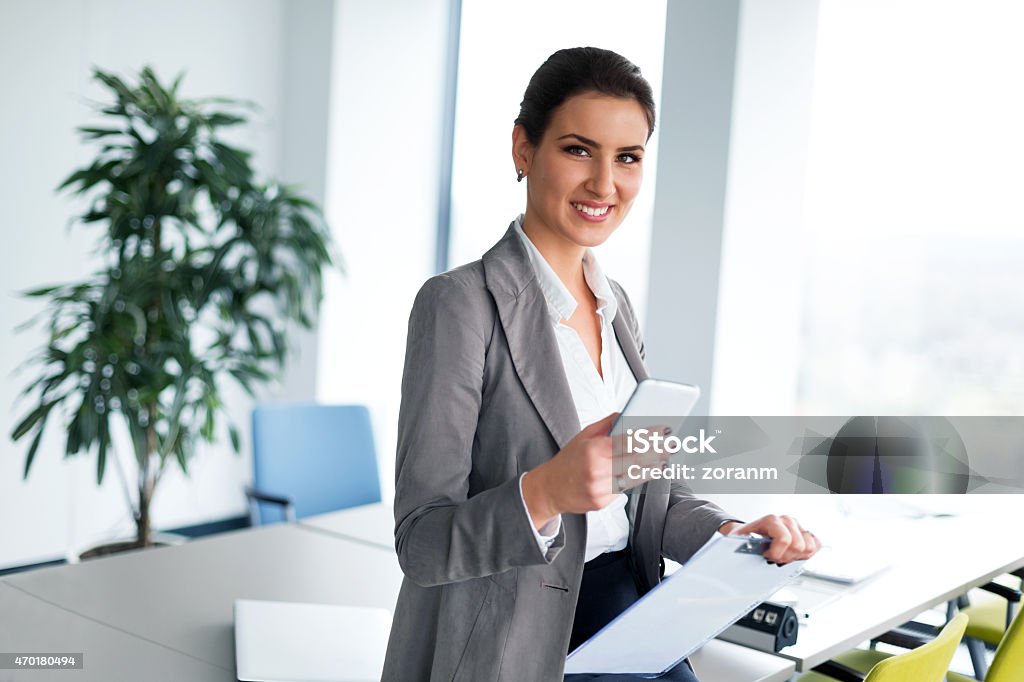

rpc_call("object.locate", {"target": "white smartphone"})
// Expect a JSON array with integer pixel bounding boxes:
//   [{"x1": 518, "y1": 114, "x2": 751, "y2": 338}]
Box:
[{"x1": 608, "y1": 378, "x2": 701, "y2": 436}]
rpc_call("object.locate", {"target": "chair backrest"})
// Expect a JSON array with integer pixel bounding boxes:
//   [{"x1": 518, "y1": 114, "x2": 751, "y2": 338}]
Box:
[
  {"x1": 252, "y1": 403, "x2": 381, "y2": 523},
  {"x1": 986, "y1": 606, "x2": 1023, "y2": 682},
  {"x1": 864, "y1": 613, "x2": 967, "y2": 682}
]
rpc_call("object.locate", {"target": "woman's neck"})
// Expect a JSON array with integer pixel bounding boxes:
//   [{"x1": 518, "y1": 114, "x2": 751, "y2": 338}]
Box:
[{"x1": 521, "y1": 212, "x2": 588, "y2": 294}]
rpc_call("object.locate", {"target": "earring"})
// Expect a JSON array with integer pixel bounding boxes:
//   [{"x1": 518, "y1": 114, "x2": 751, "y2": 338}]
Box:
[{"x1": 517, "y1": 168, "x2": 525, "y2": 183}]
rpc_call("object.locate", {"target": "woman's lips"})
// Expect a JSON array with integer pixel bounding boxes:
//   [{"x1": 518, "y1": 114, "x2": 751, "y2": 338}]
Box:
[{"x1": 571, "y1": 201, "x2": 612, "y2": 222}]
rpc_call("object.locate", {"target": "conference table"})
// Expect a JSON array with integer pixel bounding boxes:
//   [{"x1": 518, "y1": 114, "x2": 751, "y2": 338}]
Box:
[
  {"x1": 3, "y1": 496, "x2": 1021, "y2": 681},
  {"x1": 1, "y1": 516, "x2": 793, "y2": 682},
  {"x1": 303, "y1": 496, "x2": 1024, "y2": 674},
  {"x1": 0, "y1": 580, "x2": 227, "y2": 681}
]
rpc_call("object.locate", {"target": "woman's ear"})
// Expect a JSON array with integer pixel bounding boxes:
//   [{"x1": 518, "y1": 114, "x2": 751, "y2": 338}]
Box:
[{"x1": 511, "y1": 124, "x2": 533, "y2": 177}]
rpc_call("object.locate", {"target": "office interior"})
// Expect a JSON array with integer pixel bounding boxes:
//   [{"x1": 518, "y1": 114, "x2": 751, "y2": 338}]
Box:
[{"x1": 1, "y1": 1, "x2": 1022, "y2": 681}]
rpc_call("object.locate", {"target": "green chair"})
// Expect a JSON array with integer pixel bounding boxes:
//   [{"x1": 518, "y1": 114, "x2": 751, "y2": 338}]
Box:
[
  {"x1": 963, "y1": 571, "x2": 1022, "y2": 645},
  {"x1": 964, "y1": 598, "x2": 1014, "y2": 645},
  {"x1": 798, "y1": 613, "x2": 968, "y2": 682},
  {"x1": 947, "y1": 603, "x2": 1024, "y2": 682},
  {"x1": 958, "y1": 570, "x2": 1022, "y2": 678}
]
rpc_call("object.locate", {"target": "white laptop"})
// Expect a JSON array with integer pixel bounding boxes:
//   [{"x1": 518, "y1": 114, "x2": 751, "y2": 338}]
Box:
[{"x1": 234, "y1": 599, "x2": 391, "y2": 682}]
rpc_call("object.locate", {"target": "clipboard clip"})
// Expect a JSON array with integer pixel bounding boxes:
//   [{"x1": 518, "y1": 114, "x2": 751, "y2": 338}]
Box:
[{"x1": 734, "y1": 535, "x2": 772, "y2": 555}]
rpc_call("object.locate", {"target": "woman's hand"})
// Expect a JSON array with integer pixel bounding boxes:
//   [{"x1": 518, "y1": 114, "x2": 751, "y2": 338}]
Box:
[
  {"x1": 719, "y1": 516, "x2": 822, "y2": 564},
  {"x1": 521, "y1": 412, "x2": 671, "y2": 531}
]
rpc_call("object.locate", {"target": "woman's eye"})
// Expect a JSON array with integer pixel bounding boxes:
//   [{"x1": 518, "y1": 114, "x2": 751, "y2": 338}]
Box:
[
  {"x1": 619, "y1": 153, "x2": 642, "y2": 164},
  {"x1": 565, "y1": 145, "x2": 590, "y2": 157}
]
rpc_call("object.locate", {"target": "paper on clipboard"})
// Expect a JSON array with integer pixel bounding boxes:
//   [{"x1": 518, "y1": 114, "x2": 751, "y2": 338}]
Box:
[{"x1": 564, "y1": 535, "x2": 806, "y2": 677}]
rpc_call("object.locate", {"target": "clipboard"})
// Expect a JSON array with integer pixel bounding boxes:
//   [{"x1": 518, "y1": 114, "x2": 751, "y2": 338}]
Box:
[{"x1": 564, "y1": 535, "x2": 806, "y2": 677}]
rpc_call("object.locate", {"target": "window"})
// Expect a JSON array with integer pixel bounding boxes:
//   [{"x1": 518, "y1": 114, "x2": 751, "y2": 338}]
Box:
[
  {"x1": 798, "y1": 1, "x2": 1024, "y2": 414},
  {"x1": 711, "y1": 1, "x2": 1024, "y2": 416}
]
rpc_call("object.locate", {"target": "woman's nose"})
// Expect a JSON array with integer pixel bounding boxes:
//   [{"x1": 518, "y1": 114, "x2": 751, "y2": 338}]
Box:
[{"x1": 584, "y1": 160, "x2": 615, "y2": 198}]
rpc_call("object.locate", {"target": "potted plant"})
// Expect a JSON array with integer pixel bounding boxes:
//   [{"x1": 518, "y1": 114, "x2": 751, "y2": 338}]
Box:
[{"x1": 11, "y1": 66, "x2": 336, "y2": 557}]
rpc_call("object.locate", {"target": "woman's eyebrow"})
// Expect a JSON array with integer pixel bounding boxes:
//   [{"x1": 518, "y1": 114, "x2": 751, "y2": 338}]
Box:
[{"x1": 556, "y1": 133, "x2": 644, "y2": 153}]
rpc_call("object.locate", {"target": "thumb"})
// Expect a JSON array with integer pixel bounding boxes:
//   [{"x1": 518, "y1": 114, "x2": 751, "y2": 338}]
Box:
[{"x1": 580, "y1": 412, "x2": 620, "y2": 438}]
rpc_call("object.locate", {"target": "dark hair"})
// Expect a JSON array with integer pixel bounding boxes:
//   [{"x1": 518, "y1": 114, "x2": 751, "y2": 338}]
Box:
[{"x1": 514, "y1": 47, "x2": 656, "y2": 146}]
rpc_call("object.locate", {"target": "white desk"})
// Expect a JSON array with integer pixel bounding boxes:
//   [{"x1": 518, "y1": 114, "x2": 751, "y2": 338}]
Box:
[
  {"x1": 304, "y1": 504, "x2": 796, "y2": 681},
  {"x1": 301, "y1": 501, "x2": 395, "y2": 550},
  {"x1": 7, "y1": 498, "x2": 1020, "y2": 682},
  {"x1": 4, "y1": 523, "x2": 403, "y2": 674},
  {"x1": 0, "y1": 581, "x2": 227, "y2": 681},
  {"x1": 304, "y1": 504, "x2": 798, "y2": 681},
  {"x1": 305, "y1": 500, "x2": 1024, "y2": 675},
  {"x1": 779, "y1": 511, "x2": 1024, "y2": 671}
]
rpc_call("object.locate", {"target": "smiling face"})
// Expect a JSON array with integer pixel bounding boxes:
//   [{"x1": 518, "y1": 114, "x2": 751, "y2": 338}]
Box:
[{"x1": 513, "y1": 91, "x2": 649, "y2": 251}]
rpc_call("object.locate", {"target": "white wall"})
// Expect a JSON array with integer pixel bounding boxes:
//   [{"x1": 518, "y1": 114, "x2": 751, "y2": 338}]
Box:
[{"x1": 0, "y1": 0, "x2": 308, "y2": 569}]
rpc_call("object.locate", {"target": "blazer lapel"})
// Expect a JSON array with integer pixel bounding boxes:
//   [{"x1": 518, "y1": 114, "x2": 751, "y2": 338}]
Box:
[
  {"x1": 611, "y1": 300, "x2": 654, "y2": 544},
  {"x1": 483, "y1": 224, "x2": 581, "y2": 450},
  {"x1": 611, "y1": 310, "x2": 648, "y2": 385}
]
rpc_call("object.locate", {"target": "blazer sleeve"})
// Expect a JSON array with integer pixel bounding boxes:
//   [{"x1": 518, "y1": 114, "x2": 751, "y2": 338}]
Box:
[
  {"x1": 393, "y1": 274, "x2": 565, "y2": 587},
  {"x1": 612, "y1": 281, "x2": 741, "y2": 565}
]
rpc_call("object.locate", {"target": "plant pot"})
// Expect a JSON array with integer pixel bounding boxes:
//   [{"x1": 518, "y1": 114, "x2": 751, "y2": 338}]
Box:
[{"x1": 75, "y1": 532, "x2": 188, "y2": 562}]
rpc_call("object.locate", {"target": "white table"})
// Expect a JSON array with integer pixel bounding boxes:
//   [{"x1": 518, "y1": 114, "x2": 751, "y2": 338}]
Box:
[
  {"x1": 777, "y1": 511, "x2": 1024, "y2": 671},
  {"x1": 301, "y1": 501, "x2": 395, "y2": 550},
  {"x1": 7, "y1": 497, "x2": 1020, "y2": 682},
  {"x1": 0, "y1": 581, "x2": 227, "y2": 681},
  {"x1": 4, "y1": 523, "x2": 403, "y2": 675},
  {"x1": 304, "y1": 504, "x2": 800, "y2": 681},
  {"x1": 304, "y1": 499, "x2": 1024, "y2": 675},
  {"x1": 2, "y1": 512, "x2": 794, "y2": 682}
]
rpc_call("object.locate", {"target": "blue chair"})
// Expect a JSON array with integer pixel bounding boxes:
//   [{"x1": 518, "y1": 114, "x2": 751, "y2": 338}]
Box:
[{"x1": 246, "y1": 403, "x2": 382, "y2": 525}]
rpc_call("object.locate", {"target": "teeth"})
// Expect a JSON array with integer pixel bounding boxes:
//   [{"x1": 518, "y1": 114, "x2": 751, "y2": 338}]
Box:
[{"x1": 572, "y1": 202, "x2": 609, "y2": 217}]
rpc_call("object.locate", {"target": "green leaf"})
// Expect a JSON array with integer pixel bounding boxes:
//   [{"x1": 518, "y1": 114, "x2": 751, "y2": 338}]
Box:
[
  {"x1": 21, "y1": 284, "x2": 64, "y2": 298},
  {"x1": 201, "y1": 405, "x2": 215, "y2": 441},
  {"x1": 23, "y1": 428, "x2": 45, "y2": 479},
  {"x1": 77, "y1": 126, "x2": 124, "y2": 139},
  {"x1": 228, "y1": 424, "x2": 241, "y2": 453},
  {"x1": 207, "y1": 112, "x2": 246, "y2": 128},
  {"x1": 173, "y1": 433, "x2": 189, "y2": 475},
  {"x1": 11, "y1": 401, "x2": 54, "y2": 441},
  {"x1": 96, "y1": 417, "x2": 109, "y2": 484},
  {"x1": 211, "y1": 142, "x2": 253, "y2": 184},
  {"x1": 169, "y1": 71, "x2": 186, "y2": 98},
  {"x1": 93, "y1": 69, "x2": 138, "y2": 106}
]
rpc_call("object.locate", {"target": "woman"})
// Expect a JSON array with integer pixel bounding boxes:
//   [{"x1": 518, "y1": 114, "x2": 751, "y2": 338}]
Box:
[{"x1": 382, "y1": 47, "x2": 820, "y2": 682}]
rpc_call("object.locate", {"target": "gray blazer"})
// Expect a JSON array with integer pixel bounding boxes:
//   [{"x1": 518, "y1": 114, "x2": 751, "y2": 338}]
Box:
[{"x1": 382, "y1": 223, "x2": 734, "y2": 681}]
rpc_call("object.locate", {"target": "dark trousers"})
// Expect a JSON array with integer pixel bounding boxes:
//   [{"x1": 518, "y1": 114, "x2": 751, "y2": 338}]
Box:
[{"x1": 564, "y1": 549, "x2": 699, "y2": 682}]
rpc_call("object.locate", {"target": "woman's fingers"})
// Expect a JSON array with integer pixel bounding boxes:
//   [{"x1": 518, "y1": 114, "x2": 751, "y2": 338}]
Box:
[
  {"x1": 582, "y1": 412, "x2": 620, "y2": 437},
  {"x1": 754, "y1": 516, "x2": 793, "y2": 563},
  {"x1": 801, "y1": 529, "x2": 822, "y2": 558},
  {"x1": 778, "y1": 515, "x2": 808, "y2": 562},
  {"x1": 731, "y1": 514, "x2": 821, "y2": 564}
]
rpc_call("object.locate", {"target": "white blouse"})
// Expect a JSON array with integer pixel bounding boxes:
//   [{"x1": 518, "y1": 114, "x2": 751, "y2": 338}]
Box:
[{"x1": 512, "y1": 214, "x2": 638, "y2": 562}]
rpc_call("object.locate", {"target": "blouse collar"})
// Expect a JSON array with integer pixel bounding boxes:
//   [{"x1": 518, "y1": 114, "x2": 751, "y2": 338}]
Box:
[{"x1": 511, "y1": 213, "x2": 618, "y2": 324}]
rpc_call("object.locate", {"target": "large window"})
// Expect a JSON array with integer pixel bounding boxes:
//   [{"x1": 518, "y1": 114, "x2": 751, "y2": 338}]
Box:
[
  {"x1": 448, "y1": 0, "x2": 668, "y2": 324},
  {"x1": 711, "y1": 1, "x2": 1024, "y2": 416},
  {"x1": 798, "y1": 1, "x2": 1024, "y2": 414}
]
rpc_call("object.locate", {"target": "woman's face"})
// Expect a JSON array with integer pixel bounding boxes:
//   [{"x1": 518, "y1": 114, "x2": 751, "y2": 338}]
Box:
[{"x1": 513, "y1": 91, "x2": 648, "y2": 250}]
